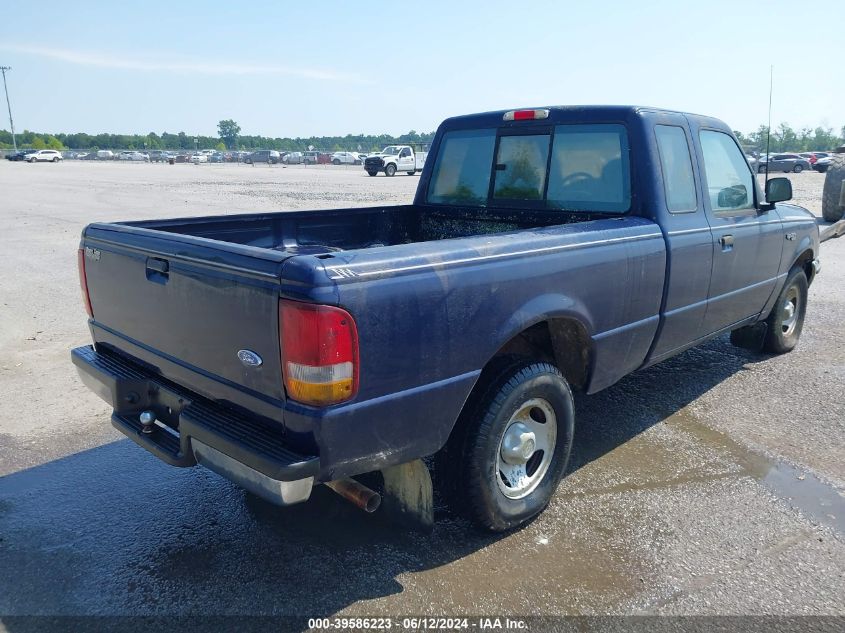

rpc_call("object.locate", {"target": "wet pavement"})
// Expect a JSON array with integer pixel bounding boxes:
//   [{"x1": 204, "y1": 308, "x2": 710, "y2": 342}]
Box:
[{"x1": 0, "y1": 163, "x2": 843, "y2": 620}]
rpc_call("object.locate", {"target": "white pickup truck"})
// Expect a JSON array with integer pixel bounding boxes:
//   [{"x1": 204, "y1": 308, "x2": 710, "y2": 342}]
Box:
[{"x1": 363, "y1": 145, "x2": 427, "y2": 177}]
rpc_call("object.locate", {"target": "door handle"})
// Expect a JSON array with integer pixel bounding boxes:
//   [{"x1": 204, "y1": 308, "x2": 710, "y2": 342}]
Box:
[{"x1": 719, "y1": 234, "x2": 734, "y2": 250}]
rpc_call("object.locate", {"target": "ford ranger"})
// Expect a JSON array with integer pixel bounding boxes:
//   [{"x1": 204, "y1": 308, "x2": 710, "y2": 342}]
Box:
[{"x1": 72, "y1": 106, "x2": 820, "y2": 531}]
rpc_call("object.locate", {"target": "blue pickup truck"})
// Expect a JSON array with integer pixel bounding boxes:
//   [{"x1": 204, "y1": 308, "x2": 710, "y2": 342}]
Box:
[{"x1": 73, "y1": 106, "x2": 820, "y2": 531}]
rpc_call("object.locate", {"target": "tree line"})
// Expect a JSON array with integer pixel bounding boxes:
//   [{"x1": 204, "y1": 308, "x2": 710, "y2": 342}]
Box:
[
  {"x1": 0, "y1": 122, "x2": 435, "y2": 153},
  {"x1": 0, "y1": 120, "x2": 842, "y2": 153}
]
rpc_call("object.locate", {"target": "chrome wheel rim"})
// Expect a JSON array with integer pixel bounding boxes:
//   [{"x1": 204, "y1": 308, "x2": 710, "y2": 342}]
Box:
[
  {"x1": 781, "y1": 285, "x2": 800, "y2": 336},
  {"x1": 496, "y1": 398, "x2": 557, "y2": 499}
]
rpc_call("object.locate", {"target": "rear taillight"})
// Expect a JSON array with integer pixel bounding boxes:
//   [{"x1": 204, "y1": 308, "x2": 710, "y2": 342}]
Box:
[
  {"x1": 279, "y1": 299, "x2": 358, "y2": 407},
  {"x1": 77, "y1": 248, "x2": 93, "y2": 318}
]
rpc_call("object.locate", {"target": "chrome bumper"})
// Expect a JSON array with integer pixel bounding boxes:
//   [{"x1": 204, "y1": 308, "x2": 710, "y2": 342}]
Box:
[{"x1": 192, "y1": 440, "x2": 314, "y2": 506}]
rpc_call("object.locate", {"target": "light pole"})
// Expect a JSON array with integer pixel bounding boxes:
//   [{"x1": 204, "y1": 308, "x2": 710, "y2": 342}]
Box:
[{"x1": 0, "y1": 66, "x2": 16, "y2": 152}]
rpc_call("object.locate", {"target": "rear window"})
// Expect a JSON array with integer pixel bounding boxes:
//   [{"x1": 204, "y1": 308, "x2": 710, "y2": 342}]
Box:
[{"x1": 427, "y1": 124, "x2": 630, "y2": 212}]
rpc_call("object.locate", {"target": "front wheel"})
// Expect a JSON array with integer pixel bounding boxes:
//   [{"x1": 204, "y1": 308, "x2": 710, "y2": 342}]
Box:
[
  {"x1": 758, "y1": 165, "x2": 768, "y2": 174},
  {"x1": 366, "y1": 170, "x2": 377, "y2": 177},
  {"x1": 384, "y1": 163, "x2": 396, "y2": 177},
  {"x1": 793, "y1": 164, "x2": 804, "y2": 173},
  {"x1": 407, "y1": 171, "x2": 415, "y2": 176},
  {"x1": 52, "y1": 157, "x2": 60, "y2": 163},
  {"x1": 332, "y1": 159, "x2": 341, "y2": 165},
  {"x1": 763, "y1": 267, "x2": 808, "y2": 354},
  {"x1": 445, "y1": 360, "x2": 574, "y2": 532}
]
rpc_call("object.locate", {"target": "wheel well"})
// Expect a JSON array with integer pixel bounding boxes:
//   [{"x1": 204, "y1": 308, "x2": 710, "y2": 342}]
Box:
[
  {"x1": 794, "y1": 248, "x2": 816, "y2": 285},
  {"x1": 491, "y1": 319, "x2": 591, "y2": 391}
]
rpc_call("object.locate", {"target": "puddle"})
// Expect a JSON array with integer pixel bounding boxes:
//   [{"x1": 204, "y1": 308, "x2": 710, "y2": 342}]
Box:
[{"x1": 668, "y1": 410, "x2": 845, "y2": 533}]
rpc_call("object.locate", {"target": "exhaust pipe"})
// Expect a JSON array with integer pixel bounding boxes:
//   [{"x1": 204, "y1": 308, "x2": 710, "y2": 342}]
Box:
[{"x1": 326, "y1": 478, "x2": 381, "y2": 513}]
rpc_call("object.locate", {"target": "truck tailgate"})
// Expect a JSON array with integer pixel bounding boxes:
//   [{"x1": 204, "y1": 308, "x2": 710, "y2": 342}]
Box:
[{"x1": 81, "y1": 224, "x2": 288, "y2": 415}]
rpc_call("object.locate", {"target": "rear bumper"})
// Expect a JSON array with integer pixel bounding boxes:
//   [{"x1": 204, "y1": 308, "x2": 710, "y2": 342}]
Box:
[{"x1": 71, "y1": 345, "x2": 318, "y2": 505}]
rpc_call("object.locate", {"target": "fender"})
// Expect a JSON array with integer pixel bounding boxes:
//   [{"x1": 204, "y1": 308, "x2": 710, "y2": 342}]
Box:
[{"x1": 485, "y1": 292, "x2": 596, "y2": 383}]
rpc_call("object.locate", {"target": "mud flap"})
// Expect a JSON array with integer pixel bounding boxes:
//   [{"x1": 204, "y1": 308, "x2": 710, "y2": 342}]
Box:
[
  {"x1": 729, "y1": 322, "x2": 768, "y2": 351},
  {"x1": 381, "y1": 459, "x2": 434, "y2": 533}
]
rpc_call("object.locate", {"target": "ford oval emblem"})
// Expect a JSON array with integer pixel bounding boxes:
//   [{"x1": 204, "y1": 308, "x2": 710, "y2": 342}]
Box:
[{"x1": 237, "y1": 349, "x2": 263, "y2": 367}]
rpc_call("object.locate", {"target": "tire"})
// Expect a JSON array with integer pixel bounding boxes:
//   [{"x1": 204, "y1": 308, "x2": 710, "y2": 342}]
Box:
[
  {"x1": 332, "y1": 159, "x2": 341, "y2": 165},
  {"x1": 245, "y1": 159, "x2": 252, "y2": 165},
  {"x1": 52, "y1": 157, "x2": 59, "y2": 163},
  {"x1": 384, "y1": 163, "x2": 396, "y2": 177},
  {"x1": 366, "y1": 170, "x2": 377, "y2": 177},
  {"x1": 792, "y1": 164, "x2": 804, "y2": 173},
  {"x1": 763, "y1": 267, "x2": 808, "y2": 354},
  {"x1": 758, "y1": 165, "x2": 767, "y2": 174},
  {"x1": 407, "y1": 171, "x2": 415, "y2": 176},
  {"x1": 442, "y1": 359, "x2": 575, "y2": 532},
  {"x1": 822, "y1": 155, "x2": 845, "y2": 222}
]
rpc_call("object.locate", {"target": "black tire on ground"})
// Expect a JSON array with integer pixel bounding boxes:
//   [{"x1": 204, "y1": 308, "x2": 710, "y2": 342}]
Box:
[
  {"x1": 440, "y1": 359, "x2": 575, "y2": 532},
  {"x1": 384, "y1": 163, "x2": 396, "y2": 177},
  {"x1": 816, "y1": 165, "x2": 828, "y2": 174},
  {"x1": 758, "y1": 165, "x2": 767, "y2": 174},
  {"x1": 822, "y1": 155, "x2": 845, "y2": 222},
  {"x1": 332, "y1": 159, "x2": 341, "y2": 165},
  {"x1": 763, "y1": 266, "x2": 808, "y2": 354},
  {"x1": 366, "y1": 170, "x2": 377, "y2": 177},
  {"x1": 407, "y1": 171, "x2": 415, "y2": 176},
  {"x1": 52, "y1": 157, "x2": 59, "y2": 163},
  {"x1": 245, "y1": 159, "x2": 252, "y2": 165},
  {"x1": 793, "y1": 164, "x2": 804, "y2": 173}
]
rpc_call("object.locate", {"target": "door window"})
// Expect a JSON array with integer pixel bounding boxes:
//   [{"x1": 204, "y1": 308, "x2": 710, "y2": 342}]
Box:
[
  {"x1": 699, "y1": 130, "x2": 755, "y2": 212},
  {"x1": 655, "y1": 125, "x2": 697, "y2": 213}
]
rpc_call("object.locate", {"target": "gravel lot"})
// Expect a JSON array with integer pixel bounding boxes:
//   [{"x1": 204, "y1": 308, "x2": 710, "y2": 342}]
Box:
[{"x1": 0, "y1": 162, "x2": 842, "y2": 621}]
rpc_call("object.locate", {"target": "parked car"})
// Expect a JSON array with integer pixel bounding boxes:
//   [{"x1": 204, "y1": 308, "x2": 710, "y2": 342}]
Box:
[
  {"x1": 209, "y1": 152, "x2": 225, "y2": 163},
  {"x1": 364, "y1": 145, "x2": 427, "y2": 176},
  {"x1": 244, "y1": 150, "x2": 280, "y2": 165},
  {"x1": 147, "y1": 150, "x2": 171, "y2": 163},
  {"x1": 757, "y1": 153, "x2": 811, "y2": 173},
  {"x1": 813, "y1": 156, "x2": 833, "y2": 173},
  {"x1": 331, "y1": 151, "x2": 362, "y2": 165},
  {"x1": 117, "y1": 151, "x2": 149, "y2": 162},
  {"x1": 190, "y1": 153, "x2": 208, "y2": 164},
  {"x1": 303, "y1": 151, "x2": 320, "y2": 165},
  {"x1": 27, "y1": 150, "x2": 63, "y2": 163},
  {"x1": 5, "y1": 149, "x2": 37, "y2": 161},
  {"x1": 318, "y1": 152, "x2": 333, "y2": 165},
  {"x1": 72, "y1": 105, "x2": 820, "y2": 532},
  {"x1": 96, "y1": 150, "x2": 115, "y2": 160},
  {"x1": 282, "y1": 151, "x2": 303, "y2": 165}
]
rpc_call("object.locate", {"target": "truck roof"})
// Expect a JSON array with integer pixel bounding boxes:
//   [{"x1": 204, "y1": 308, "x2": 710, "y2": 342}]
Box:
[{"x1": 440, "y1": 105, "x2": 729, "y2": 132}]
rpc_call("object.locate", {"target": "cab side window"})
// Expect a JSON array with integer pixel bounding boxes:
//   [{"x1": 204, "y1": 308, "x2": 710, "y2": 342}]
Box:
[
  {"x1": 699, "y1": 130, "x2": 755, "y2": 212},
  {"x1": 400, "y1": 148, "x2": 411, "y2": 158},
  {"x1": 655, "y1": 125, "x2": 697, "y2": 213}
]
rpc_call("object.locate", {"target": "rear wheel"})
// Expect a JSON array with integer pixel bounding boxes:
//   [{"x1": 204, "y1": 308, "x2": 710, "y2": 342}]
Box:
[
  {"x1": 442, "y1": 360, "x2": 574, "y2": 532},
  {"x1": 384, "y1": 163, "x2": 396, "y2": 177},
  {"x1": 407, "y1": 171, "x2": 415, "y2": 176},
  {"x1": 763, "y1": 267, "x2": 808, "y2": 354}
]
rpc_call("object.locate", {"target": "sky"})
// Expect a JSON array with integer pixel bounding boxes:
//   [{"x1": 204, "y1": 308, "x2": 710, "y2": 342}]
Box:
[{"x1": 1, "y1": 1, "x2": 843, "y2": 138}]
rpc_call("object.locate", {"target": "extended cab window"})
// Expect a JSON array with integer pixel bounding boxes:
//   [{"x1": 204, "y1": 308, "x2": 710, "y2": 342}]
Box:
[
  {"x1": 427, "y1": 123, "x2": 630, "y2": 212},
  {"x1": 699, "y1": 130, "x2": 755, "y2": 212},
  {"x1": 655, "y1": 125, "x2": 697, "y2": 213}
]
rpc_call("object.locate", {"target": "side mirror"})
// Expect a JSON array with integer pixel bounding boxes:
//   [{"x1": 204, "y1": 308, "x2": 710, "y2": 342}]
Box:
[{"x1": 765, "y1": 177, "x2": 792, "y2": 204}]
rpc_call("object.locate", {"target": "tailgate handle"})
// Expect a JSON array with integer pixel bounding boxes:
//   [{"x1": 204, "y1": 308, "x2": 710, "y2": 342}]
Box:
[{"x1": 145, "y1": 257, "x2": 170, "y2": 283}]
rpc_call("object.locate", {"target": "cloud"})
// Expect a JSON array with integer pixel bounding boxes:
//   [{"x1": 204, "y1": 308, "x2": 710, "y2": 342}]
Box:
[{"x1": 0, "y1": 43, "x2": 367, "y2": 83}]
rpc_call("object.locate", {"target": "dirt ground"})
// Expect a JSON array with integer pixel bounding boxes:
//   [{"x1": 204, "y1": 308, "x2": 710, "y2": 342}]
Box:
[{"x1": 0, "y1": 161, "x2": 843, "y2": 621}]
